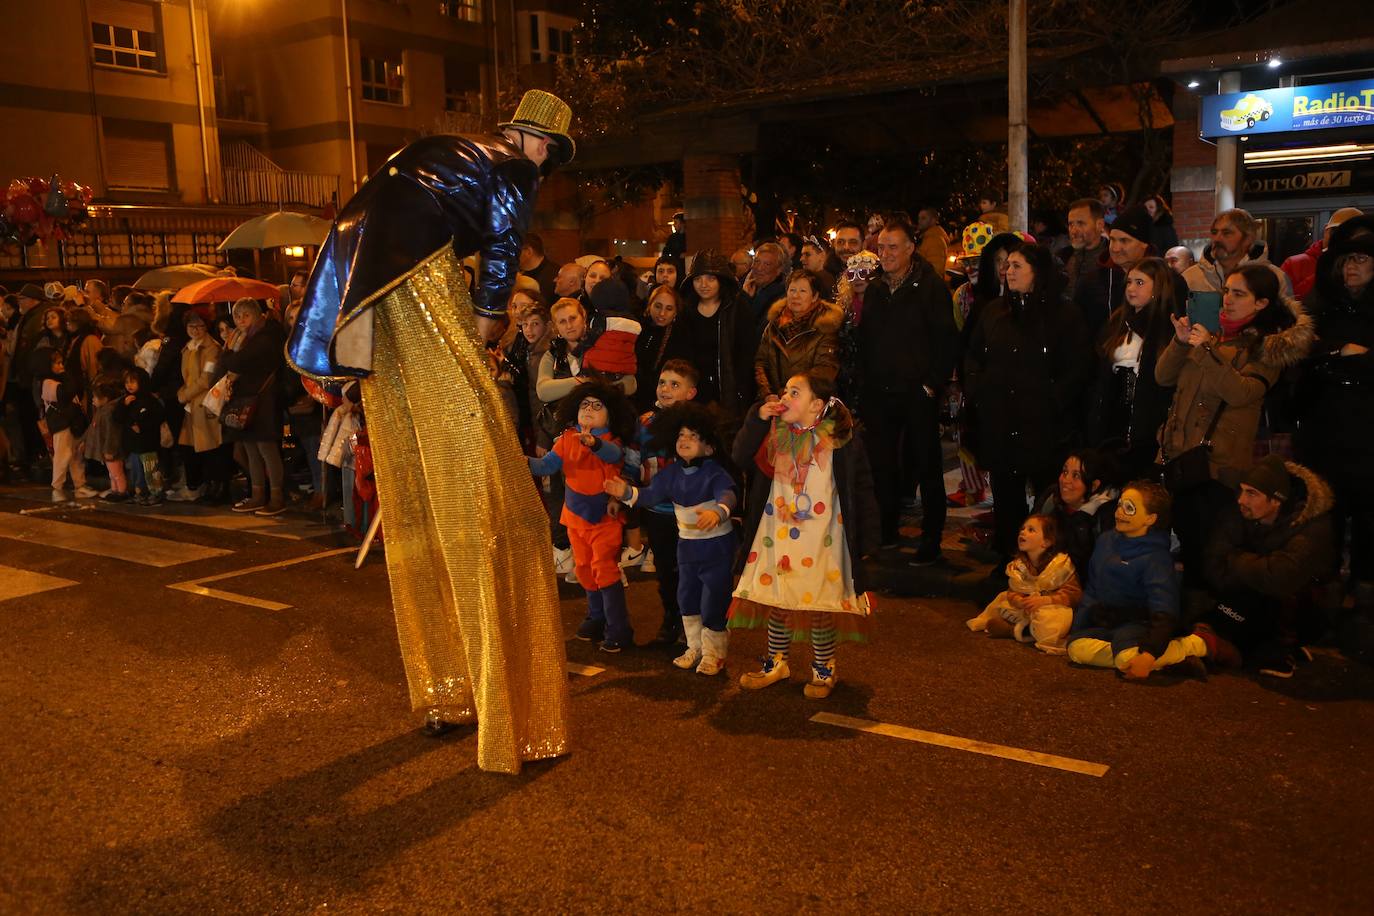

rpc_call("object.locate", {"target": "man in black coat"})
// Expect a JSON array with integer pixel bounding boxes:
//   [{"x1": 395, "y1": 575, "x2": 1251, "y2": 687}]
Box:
[
  {"x1": 857, "y1": 221, "x2": 958, "y2": 562},
  {"x1": 518, "y1": 231, "x2": 560, "y2": 304}
]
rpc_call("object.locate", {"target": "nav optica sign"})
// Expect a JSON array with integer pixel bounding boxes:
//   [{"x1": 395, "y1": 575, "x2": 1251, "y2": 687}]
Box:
[{"x1": 1201, "y1": 79, "x2": 1374, "y2": 138}]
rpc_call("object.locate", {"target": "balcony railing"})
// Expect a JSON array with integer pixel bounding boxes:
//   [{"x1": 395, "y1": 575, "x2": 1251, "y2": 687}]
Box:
[{"x1": 220, "y1": 140, "x2": 339, "y2": 209}]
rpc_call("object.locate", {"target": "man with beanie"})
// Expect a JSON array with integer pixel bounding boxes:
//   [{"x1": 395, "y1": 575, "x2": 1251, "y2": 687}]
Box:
[
  {"x1": 5, "y1": 283, "x2": 50, "y2": 472},
  {"x1": 1188, "y1": 455, "x2": 1336, "y2": 678},
  {"x1": 1075, "y1": 204, "x2": 1188, "y2": 337}
]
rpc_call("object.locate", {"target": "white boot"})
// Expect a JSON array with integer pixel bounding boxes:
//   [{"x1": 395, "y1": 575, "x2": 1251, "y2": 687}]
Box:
[
  {"x1": 696, "y1": 627, "x2": 729, "y2": 676},
  {"x1": 674, "y1": 615, "x2": 703, "y2": 669}
]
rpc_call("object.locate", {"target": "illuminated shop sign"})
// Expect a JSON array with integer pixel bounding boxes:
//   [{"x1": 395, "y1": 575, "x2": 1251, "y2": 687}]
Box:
[{"x1": 1201, "y1": 79, "x2": 1374, "y2": 138}]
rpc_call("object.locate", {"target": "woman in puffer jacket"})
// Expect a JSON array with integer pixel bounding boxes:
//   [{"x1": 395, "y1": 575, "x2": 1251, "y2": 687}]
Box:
[{"x1": 1156, "y1": 263, "x2": 1314, "y2": 582}]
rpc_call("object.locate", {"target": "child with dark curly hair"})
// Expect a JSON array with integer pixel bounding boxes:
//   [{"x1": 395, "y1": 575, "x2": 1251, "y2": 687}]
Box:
[
  {"x1": 529, "y1": 379, "x2": 637, "y2": 652},
  {"x1": 605, "y1": 401, "x2": 738, "y2": 675}
]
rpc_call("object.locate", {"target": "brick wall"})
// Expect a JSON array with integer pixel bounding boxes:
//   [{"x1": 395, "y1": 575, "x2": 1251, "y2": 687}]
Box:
[
  {"x1": 1170, "y1": 89, "x2": 1218, "y2": 252},
  {"x1": 683, "y1": 153, "x2": 750, "y2": 255}
]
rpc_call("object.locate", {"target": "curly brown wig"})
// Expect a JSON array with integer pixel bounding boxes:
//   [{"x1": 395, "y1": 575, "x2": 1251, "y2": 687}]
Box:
[
  {"x1": 554, "y1": 379, "x2": 636, "y2": 444},
  {"x1": 647, "y1": 401, "x2": 732, "y2": 470}
]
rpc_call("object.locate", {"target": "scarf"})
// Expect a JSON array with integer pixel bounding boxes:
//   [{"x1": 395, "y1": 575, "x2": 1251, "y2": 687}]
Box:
[{"x1": 1218, "y1": 311, "x2": 1254, "y2": 340}]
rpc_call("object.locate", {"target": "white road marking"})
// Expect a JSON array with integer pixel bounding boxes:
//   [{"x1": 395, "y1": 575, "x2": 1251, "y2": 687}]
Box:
[
  {"x1": 811, "y1": 712, "x2": 1110, "y2": 778},
  {"x1": 167, "y1": 548, "x2": 356, "y2": 610},
  {"x1": 1, "y1": 515, "x2": 231, "y2": 567},
  {"x1": 0, "y1": 564, "x2": 79, "y2": 602},
  {"x1": 565, "y1": 663, "x2": 605, "y2": 677}
]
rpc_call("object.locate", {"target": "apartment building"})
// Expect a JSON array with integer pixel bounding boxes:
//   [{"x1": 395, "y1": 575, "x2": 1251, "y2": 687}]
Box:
[{"x1": 1, "y1": 0, "x2": 585, "y2": 285}]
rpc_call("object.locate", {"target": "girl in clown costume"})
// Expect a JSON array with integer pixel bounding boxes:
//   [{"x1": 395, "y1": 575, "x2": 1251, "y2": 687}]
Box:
[{"x1": 729, "y1": 369, "x2": 880, "y2": 698}]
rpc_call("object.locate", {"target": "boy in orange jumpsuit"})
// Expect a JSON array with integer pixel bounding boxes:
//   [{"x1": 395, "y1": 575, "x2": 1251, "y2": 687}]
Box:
[{"x1": 529, "y1": 380, "x2": 638, "y2": 652}]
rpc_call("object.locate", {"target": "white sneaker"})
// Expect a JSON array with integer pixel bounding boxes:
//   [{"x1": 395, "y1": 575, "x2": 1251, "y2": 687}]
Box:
[
  {"x1": 619, "y1": 545, "x2": 647, "y2": 568},
  {"x1": 553, "y1": 546, "x2": 574, "y2": 575},
  {"x1": 696, "y1": 654, "x2": 725, "y2": 676},
  {"x1": 74, "y1": 486, "x2": 99, "y2": 498},
  {"x1": 165, "y1": 485, "x2": 201, "y2": 502},
  {"x1": 641, "y1": 550, "x2": 656, "y2": 573}
]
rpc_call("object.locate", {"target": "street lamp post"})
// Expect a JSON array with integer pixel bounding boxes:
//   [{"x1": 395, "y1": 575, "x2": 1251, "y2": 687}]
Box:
[{"x1": 1008, "y1": 0, "x2": 1028, "y2": 232}]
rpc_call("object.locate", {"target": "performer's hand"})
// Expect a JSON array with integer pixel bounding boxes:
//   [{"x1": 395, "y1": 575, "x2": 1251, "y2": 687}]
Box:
[
  {"x1": 534, "y1": 446, "x2": 548, "y2": 457},
  {"x1": 577, "y1": 432, "x2": 597, "y2": 449},
  {"x1": 603, "y1": 478, "x2": 628, "y2": 498},
  {"x1": 1124, "y1": 652, "x2": 1155, "y2": 680},
  {"x1": 696, "y1": 509, "x2": 722, "y2": 530}
]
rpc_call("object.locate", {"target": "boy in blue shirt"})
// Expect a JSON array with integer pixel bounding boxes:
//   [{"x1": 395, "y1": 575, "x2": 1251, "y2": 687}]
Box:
[{"x1": 606, "y1": 401, "x2": 737, "y2": 674}]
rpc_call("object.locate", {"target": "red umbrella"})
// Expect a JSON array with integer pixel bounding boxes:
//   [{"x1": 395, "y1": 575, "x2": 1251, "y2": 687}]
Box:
[{"x1": 172, "y1": 276, "x2": 281, "y2": 305}]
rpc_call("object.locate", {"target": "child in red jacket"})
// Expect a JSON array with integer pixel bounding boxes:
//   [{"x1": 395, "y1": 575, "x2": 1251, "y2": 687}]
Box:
[{"x1": 529, "y1": 380, "x2": 638, "y2": 652}]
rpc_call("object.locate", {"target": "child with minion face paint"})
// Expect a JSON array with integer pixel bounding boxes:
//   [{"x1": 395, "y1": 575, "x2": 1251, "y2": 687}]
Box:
[{"x1": 1067, "y1": 480, "x2": 1213, "y2": 680}]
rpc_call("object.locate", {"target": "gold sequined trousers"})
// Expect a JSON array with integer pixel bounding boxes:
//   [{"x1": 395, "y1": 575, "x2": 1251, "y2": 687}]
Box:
[{"x1": 359, "y1": 247, "x2": 570, "y2": 774}]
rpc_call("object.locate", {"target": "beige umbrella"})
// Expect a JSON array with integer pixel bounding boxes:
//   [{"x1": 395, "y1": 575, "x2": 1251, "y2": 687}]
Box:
[
  {"x1": 133, "y1": 263, "x2": 223, "y2": 290},
  {"x1": 218, "y1": 211, "x2": 331, "y2": 251}
]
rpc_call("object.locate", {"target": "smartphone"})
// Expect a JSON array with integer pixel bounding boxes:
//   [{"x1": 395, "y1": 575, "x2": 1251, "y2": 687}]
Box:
[{"x1": 1186, "y1": 291, "x2": 1222, "y2": 335}]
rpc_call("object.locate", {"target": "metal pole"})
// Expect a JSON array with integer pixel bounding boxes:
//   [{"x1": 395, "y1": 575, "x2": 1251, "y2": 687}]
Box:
[
  {"x1": 1215, "y1": 70, "x2": 1241, "y2": 212},
  {"x1": 1007, "y1": 0, "x2": 1028, "y2": 232},
  {"x1": 341, "y1": 0, "x2": 359, "y2": 192},
  {"x1": 188, "y1": 0, "x2": 215, "y2": 202}
]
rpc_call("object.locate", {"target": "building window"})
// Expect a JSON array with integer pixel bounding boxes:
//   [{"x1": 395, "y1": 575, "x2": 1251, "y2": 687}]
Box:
[
  {"x1": 89, "y1": 0, "x2": 160, "y2": 72},
  {"x1": 523, "y1": 12, "x2": 575, "y2": 64},
  {"x1": 439, "y1": 0, "x2": 481, "y2": 23},
  {"x1": 360, "y1": 54, "x2": 405, "y2": 105},
  {"x1": 444, "y1": 58, "x2": 481, "y2": 113},
  {"x1": 102, "y1": 119, "x2": 174, "y2": 191}
]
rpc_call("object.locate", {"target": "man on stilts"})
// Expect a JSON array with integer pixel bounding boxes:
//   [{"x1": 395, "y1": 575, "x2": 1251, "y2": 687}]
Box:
[{"x1": 288, "y1": 91, "x2": 576, "y2": 774}]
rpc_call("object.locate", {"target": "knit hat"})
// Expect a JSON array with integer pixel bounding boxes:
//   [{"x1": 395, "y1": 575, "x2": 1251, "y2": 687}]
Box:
[
  {"x1": 1240, "y1": 454, "x2": 1291, "y2": 502},
  {"x1": 589, "y1": 272, "x2": 631, "y2": 316},
  {"x1": 43, "y1": 281, "x2": 65, "y2": 301},
  {"x1": 1111, "y1": 206, "x2": 1154, "y2": 246}
]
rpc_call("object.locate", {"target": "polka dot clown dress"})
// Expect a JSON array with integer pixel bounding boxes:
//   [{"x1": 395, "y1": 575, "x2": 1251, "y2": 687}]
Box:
[{"x1": 729, "y1": 417, "x2": 872, "y2": 643}]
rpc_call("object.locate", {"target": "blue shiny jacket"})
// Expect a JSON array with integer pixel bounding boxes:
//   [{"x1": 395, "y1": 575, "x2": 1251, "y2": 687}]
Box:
[{"x1": 288, "y1": 133, "x2": 540, "y2": 380}]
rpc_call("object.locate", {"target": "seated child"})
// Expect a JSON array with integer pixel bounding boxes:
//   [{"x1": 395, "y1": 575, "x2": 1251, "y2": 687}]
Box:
[
  {"x1": 1066, "y1": 480, "x2": 1210, "y2": 680},
  {"x1": 528, "y1": 380, "x2": 637, "y2": 653},
  {"x1": 629, "y1": 359, "x2": 701, "y2": 645},
  {"x1": 966, "y1": 513, "x2": 1081, "y2": 653},
  {"x1": 606, "y1": 401, "x2": 737, "y2": 675}
]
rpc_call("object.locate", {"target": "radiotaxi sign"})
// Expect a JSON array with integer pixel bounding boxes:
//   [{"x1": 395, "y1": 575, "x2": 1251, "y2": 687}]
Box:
[{"x1": 1201, "y1": 79, "x2": 1374, "y2": 138}]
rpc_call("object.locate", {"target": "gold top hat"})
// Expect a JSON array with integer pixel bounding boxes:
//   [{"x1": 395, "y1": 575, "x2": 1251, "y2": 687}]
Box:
[{"x1": 499, "y1": 90, "x2": 576, "y2": 166}]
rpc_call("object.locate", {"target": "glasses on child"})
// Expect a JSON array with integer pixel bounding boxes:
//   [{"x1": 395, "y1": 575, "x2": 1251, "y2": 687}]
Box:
[{"x1": 579, "y1": 398, "x2": 605, "y2": 412}]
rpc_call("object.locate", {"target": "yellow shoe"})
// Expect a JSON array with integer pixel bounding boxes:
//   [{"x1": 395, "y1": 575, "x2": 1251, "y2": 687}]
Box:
[
  {"x1": 739, "y1": 653, "x2": 790, "y2": 689},
  {"x1": 803, "y1": 661, "x2": 837, "y2": 699}
]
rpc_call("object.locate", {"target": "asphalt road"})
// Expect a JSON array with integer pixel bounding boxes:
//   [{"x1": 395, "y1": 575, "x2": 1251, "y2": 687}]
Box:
[{"x1": 2, "y1": 485, "x2": 1371, "y2": 914}]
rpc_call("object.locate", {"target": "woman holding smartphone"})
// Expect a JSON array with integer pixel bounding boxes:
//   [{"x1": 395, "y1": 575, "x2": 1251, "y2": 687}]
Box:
[{"x1": 1155, "y1": 264, "x2": 1313, "y2": 582}]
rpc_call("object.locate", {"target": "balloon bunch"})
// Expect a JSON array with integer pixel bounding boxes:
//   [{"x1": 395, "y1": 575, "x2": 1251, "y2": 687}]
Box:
[{"x1": 0, "y1": 174, "x2": 94, "y2": 249}]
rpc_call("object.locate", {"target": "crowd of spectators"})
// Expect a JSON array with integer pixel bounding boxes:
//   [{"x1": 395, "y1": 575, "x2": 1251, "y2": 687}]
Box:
[{"x1": 3, "y1": 192, "x2": 1371, "y2": 679}]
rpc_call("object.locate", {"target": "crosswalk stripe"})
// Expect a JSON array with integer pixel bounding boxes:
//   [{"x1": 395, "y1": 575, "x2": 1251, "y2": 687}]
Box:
[
  {"x1": 136, "y1": 511, "x2": 305, "y2": 541},
  {"x1": 1, "y1": 515, "x2": 231, "y2": 567},
  {"x1": 166, "y1": 547, "x2": 355, "y2": 610},
  {"x1": 810, "y1": 712, "x2": 1110, "y2": 778},
  {"x1": 566, "y1": 663, "x2": 606, "y2": 677},
  {"x1": 0, "y1": 564, "x2": 79, "y2": 602}
]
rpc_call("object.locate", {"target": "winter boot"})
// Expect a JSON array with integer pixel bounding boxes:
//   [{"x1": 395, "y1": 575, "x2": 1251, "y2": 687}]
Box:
[
  {"x1": 739, "y1": 652, "x2": 790, "y2": 689},
  {"x1": 575, "y1": 589, "x2": 606, "y2": 641},
  {"x1": 674, "y1": 615, "x2": 703, "y2": 669},
  {"x1": 599, "y1": 582, "x2": 634, "y2": 653},
  {"x1": 696, "y1": 627, "x2": 729, "y2": 676}
]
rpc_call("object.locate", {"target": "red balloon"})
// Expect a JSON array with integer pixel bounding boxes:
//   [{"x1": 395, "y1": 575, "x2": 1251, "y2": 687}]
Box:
[
  {"x1": 9, "y1": 194, "x2": 39, "y2": 223},
  {"x1": 26, "y1": 177, "x2": 48, "y2": 197}
]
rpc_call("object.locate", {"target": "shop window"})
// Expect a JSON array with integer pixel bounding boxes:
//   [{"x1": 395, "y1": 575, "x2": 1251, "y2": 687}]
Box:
[
  {"x1": 522, "y1": 12, "x2": 575, "y2": 64},
  {"x1": 89, "y1": 0, "x2": 161, "y2": 72}
]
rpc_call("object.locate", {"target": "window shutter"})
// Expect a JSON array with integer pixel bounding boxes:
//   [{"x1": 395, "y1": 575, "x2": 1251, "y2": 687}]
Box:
[
  {"x1": 103, "y1": 120, "x2": 173, "y2": 190},
  {"x1": 89, "y1": 0, "x2": 155, "y2": 31}
]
